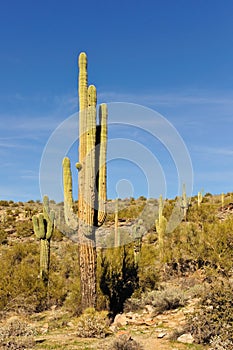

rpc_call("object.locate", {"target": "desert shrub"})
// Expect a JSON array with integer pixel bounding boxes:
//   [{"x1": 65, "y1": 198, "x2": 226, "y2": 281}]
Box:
[
  {"x1": 137, "y1": 243, "x2": 159, "y2": 291},
  {"x1": 0, "y1": 229, "x2": 8, "y2": 244},
  {"x1": 0, "y1": 242, "x2": 81, "y2": 313},
  {"x1": 15, "y1": 220, "x2": 33, "y2": 237},
  {"x1": 46, "y1": 243, "x2": 81, "y2": 310},
  {"x1": 0, "y1": 243, "x2": 48, "y2": 312},
  {"x1": 0, "y1": 317, "x2": 36, "y2": 349},
  {"x1": 52, "y1": 227, "x2": 64, "y2": 241},
  {"x1": 118, "y1": 202, "x2": 146, "y2": 220},
  {"x1": 124, "y1": 285, "x2": 187, "y2": 314},
  {"x1": 100, "y1": 245, "x2": 139, "y2": 318},
  {"x1": 111, "y1": 334, "x2": 143, "y2": 350},
  {"x1": 188, "y1": 281, "x2": 233, "y2": 344},
  {"x1": 0, "y1": 200, "x2": 9, "y2": 206},
  {"x1": 76, "y1": 308, "x2": 109, "y2": 338},
  {"x1": 209, "y1": 335, "x2": 233, "y2": 350}
]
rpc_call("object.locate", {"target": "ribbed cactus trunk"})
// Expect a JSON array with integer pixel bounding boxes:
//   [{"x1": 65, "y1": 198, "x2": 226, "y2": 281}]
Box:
[
  {"x1": 155, "y1": 195, "x2": 167, "y2": 264},
  {"x1": 132, "y1": 219, "x2": 143, "y2": 266},
  {"x1": 198, "y1": 191, "x2": 203, "y2": 207},
  {"x1": 114, "y1": 198, "x2": 119, "y2": 247},
  {"x1": 40, "y1": 239, "x2": 50, "y2": 280},
  {"x1": 63, "y1": 52, "x2": 108, "y2": 310}
]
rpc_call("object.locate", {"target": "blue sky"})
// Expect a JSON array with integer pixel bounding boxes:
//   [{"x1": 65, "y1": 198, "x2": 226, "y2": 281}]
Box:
[{"x1": 0, "y1": 0, "x2": 233, "y2": 202}]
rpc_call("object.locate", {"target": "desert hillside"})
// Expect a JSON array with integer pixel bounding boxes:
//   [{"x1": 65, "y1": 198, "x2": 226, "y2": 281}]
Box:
[{"x1": 0, "y1": 192, "x2": 233, "y2": 349}]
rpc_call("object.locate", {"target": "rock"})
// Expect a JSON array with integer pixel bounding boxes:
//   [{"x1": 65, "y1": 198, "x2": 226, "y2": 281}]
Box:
[
  {"x1": 67, "y1": 321, "x2": 74, "y2": 327},
  {"x1": 144, "y1": 304, "x2": 155, "y2": 314},
  {"x1": 40, "y1": 322, "x2": 49, "y2": 334},
  {"x1": 177, "y1": 333, "x2": 194, "y2": 344},
  {"x1": 157, "y1": 332, "x2": 167, "y2": 338},
  {"x1": 113, "y1": 313, "x2": 128, "y2": 326},
  {"x1": 109, "y1": 324, "x2": 118, "y2": 333}
]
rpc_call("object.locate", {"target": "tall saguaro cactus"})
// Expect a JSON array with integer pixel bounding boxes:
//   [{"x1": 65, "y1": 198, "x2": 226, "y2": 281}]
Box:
[
  {"x1": 62, "y1": 52, "x2": 108, "y2": 310},
  {"x1": 33, "y1": 196, "x2": 54, "y2": 284}
]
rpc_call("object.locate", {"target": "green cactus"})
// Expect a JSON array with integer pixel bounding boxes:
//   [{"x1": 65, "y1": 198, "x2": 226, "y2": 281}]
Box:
[
  {"x1": 198, "y1": 191, "x2": 203, "y2": 207},
  {"x1": 221, "y1": 192, "x2": 224, "y2": 209},
  {"x1": 62, "y1": 52, "x2": 108, "y2": 310},
  {"x1": 114, "y1": 198, "x2": 119, "y2": 247},
  {"x1": 32, "y1": 195, "x2": 54, "y2": 283},
  {"x1": 155, "y1": 195, "x2": 167, "y2": 263},
  {"x1": 132, "y1": 219, "x2": 143, "y2": 266},
  {"x1": 181, "y1": 184, "x2": 190, "y2": 219}
]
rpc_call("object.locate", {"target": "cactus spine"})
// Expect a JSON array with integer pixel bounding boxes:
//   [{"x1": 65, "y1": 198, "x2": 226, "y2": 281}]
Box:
[
  {"x1": 62, "y1": 52, "x2": 108, "y2": 310},
  {"x1": 32, "y1": 195, "x2": 54, "y2": 283},
  {"x1": 155, "y1": 195, "x2": 167, "y2": 263}
]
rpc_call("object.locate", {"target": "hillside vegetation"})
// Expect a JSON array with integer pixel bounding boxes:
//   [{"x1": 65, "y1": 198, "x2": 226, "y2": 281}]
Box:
[{"x1": 0, "y1": 192, "x2": 233, "y2": 349}]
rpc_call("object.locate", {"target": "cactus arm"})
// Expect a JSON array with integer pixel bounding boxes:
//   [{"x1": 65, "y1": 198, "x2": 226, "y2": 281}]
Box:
[
  {"x1": 62, "y1": 157, "x2": 78, "y2": 230},
  {"x1": 97, "y1": 103, "x2": 108, "y2": 226},
  {"x1": 46, "y1": 210, "x2": 55, "y2": 240},
  {"x1": 32, "y1": 215, "x2": 44, "y2": 239}
]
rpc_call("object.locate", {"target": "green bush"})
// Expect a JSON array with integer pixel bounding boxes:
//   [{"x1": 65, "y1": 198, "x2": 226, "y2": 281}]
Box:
[
  {"x1": 188, "y1": 281, "x2": 233, "y2": 344},
  {"x1": 16, "y1": 220, "x2": 34, "y2": 237},
  {"x1": 0, "y1": 229, "x2": 8, "y2": 244},
  {"x1": 0, "y1": 242, "x2": 81, "y2": 313},
  {"x1": 0, "y1": 243, "x2": 47, "y2": 312},
  {"x1": 100, "y1": 245, "x2": 139, "y2": 317},
  {"x1": 124, "y1": 285, "x2": 187, "y2": 314}
]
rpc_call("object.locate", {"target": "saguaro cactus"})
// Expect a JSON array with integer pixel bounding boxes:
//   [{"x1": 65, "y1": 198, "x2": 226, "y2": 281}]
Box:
[
  {"x1": 132, "y1": 219, "x2": 143, "y2": 266},
  {"x1": 62, "y1": 52, "x2": 108, "y2": 310},
  {"x1": 155, "y1": 195, "x2": 167, "y2": 263},
  {"x1": 221, "y1": 192, "x2": 224, "y2": 209},
  {"x1": 181, "y1": 184, "x2": 190, "y2": 219},
  {"x1": 198, "y1": 191, "x2": 203, "y2": 207},
  {"x1": 114, "y1": 198, "x2": 119, "y2": 247},
  {"x1": 33, "y1": 195, "x2": 54, "y2": 283}
]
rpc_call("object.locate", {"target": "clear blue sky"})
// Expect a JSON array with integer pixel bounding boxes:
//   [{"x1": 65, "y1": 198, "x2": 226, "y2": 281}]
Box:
[{"x1": 0, "y1": 0, "x2": 233, "y2": 202}]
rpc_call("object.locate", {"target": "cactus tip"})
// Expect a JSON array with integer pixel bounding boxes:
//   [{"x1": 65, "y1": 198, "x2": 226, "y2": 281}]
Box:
[
  {"x1": 78, "y1": 52, "x2": 87, "y2": 65},
  {"x1": 63, "y1": 157, "x2": 70, "y2": 167}
]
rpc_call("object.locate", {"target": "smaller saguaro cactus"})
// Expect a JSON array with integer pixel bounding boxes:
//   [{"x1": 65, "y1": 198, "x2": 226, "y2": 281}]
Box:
[
  {"x1": 221, "y1": 192, "x2": 224, "y2": 209},
  {"x1": 114, "y1": 198, "x2": 119, "y2": 247},
  {"x1": 32, "y1": 195, "x2": 55, "y2": 283},
  {"x1": 132, "y1": 219, "x2": 144, "y2": 266},
  {"x1": 155, "y1": 195, "x2": 167, "y2": 263},
  {"x1": 181, "y1": 184, "x2": 190, "y2": 219},
  {"x1": 198, "y1": 191, "x2": 203, "y2": 207}
]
